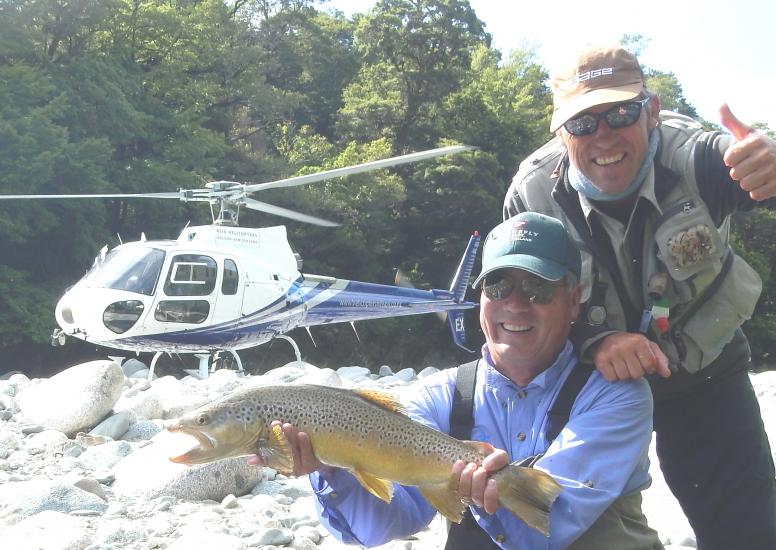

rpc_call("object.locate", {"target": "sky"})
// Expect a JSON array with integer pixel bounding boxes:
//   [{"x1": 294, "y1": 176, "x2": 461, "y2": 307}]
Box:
[{"x1": 325, "y1": 0, "x2": 776, "y2": 131}]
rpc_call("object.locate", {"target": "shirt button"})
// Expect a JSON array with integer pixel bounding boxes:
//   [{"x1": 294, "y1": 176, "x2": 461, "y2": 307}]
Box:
[
  {"x1": 496, "y1": 534, "x2": 505, "y2": 543},
  {"x1": 518, "y1": 390, "x2": 527, "y2": 399},
  {"x1": 516, "y1": 432, "x2": 526, "y2": 441},
  {"x1": 331, "y1": 492, "x2": 338, "y2": 499}
]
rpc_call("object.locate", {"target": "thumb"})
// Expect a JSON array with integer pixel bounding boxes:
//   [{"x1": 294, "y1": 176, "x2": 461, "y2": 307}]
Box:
[{"x1": 719, "y1": 103, "x2": 753, "y2": 141}]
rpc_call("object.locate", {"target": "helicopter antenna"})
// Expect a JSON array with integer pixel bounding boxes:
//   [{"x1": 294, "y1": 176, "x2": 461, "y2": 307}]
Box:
[
  {"x1": 350, "y1": 321, "x2": 361, "y2": 343},
  {"x1": 305, "y1": 327, "x2": 317, "y2": 348}
]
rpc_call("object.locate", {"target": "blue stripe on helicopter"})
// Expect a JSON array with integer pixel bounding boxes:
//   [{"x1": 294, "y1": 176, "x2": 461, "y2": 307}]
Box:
[{"x1": 100, "y1": 278, "x2": 463, "y2": 352}]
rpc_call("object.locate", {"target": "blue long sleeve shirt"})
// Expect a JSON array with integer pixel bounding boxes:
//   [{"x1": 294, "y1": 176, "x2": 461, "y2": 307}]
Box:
[{"x1": 309, "y1": 341, "x2": 654, "y2": 549}]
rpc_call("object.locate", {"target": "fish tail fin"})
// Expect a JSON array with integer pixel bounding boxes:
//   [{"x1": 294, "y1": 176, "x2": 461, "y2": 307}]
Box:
[{"x1": 493, "y1": 465, "x2": 562, "y2": 537}]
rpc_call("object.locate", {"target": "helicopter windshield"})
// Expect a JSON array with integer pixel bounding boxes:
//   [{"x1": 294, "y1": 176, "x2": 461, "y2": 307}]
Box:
[{"x1": 83, "y1": 247, "x2": 166, "y2": 296}]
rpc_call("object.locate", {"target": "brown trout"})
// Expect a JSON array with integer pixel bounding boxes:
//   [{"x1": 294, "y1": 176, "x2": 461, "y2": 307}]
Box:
[{"x1": 167, "y1": 383, "x2": 561, "y2": 535}]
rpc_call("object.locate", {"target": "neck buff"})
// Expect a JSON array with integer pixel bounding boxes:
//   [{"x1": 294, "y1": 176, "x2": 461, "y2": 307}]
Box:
[{"x1": 568, "y1": 128, "x2": 659, "y2": 202}]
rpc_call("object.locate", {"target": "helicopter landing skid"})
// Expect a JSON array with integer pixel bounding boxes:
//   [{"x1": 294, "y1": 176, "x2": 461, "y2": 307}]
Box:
[
  {"x1": 275, "y1": 334, "x2": 302, "y2": 363},
  {"x1": 147, "y1": 349, "x2": 244, "y2": 381}
]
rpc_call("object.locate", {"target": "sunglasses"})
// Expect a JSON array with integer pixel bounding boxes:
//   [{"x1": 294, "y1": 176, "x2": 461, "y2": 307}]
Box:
[
  {"x1": 482, "y1": 272, "x2": 562, "y2": 305},
  {"x1": 563, "y1": 97, "x2": 650, "y2": 137}
]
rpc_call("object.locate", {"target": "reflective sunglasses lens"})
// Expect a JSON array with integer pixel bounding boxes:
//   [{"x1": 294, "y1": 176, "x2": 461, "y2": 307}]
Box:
[
  {"x1": 564, "y1": 99, "x2": 647, "y2": 136},
  {"x1": 564, "y1": 114, "x2": 597, "y2": 136},
  {"x1": 605, "y1": 102, "x2": 642, "y2": 128},
  {"x1": 482, "y1": 274, "x2": 514, "y2": 301},
  {"x1": 521, "y1": 277, "x2": 557, "y2": 304}
]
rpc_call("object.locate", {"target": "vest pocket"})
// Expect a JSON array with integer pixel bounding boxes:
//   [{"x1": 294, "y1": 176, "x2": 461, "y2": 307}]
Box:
[
  {"x1": 654, "y1": 199, "x2": 724, "y2": 281},
  {"x1": 670, "y1": 255, "x2": 761, "y2": 372}
]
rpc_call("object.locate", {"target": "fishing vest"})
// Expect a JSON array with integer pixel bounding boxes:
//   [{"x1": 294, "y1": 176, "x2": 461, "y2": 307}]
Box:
[{"x1": 506, "y1": 112, "x2": 762, "y2": 374}]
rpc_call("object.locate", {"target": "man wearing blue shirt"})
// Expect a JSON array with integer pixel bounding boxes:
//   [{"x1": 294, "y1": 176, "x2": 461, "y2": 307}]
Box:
[{"x1": 256, "y1": 212, "x2": 662, "y2": 549}]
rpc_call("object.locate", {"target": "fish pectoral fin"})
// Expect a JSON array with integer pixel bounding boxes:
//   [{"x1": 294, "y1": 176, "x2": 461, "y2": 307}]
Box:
[
  {"x1": 351, "y1": 469, "x2": 394, "y2": 503},
  {"x1": 257, "y1": 423, "x2": 294, "y2": 475},
  {"x1": 419, "y1": 483, "x2": 467, "y2": 524}
]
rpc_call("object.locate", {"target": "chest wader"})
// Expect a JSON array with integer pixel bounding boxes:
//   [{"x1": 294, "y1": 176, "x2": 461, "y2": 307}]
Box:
[{"x1": 444, "y1": 360, "x2": 594, "y2": 550}]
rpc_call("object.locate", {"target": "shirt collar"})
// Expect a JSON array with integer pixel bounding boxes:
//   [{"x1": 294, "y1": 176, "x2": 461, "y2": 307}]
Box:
[
  {"x1": 482, "y1": 340, "x2": 576, "y2": 391},
  {"x1": 577, "y1": 164, "x2": 659, "y2": 224}
]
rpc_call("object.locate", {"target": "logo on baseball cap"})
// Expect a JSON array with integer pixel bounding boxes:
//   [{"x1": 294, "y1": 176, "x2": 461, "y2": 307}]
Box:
[
  {"x1": 549, "y1": 45, "x2": 645, "y2": 132},
  {"x1": 473, "y1": 212, "x2": 581, "y2": 287}
]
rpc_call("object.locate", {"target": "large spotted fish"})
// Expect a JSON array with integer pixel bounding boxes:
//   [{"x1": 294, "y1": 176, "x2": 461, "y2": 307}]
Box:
[{"x1": 167, "y1": 383, "x2": 561, "y2": 535}]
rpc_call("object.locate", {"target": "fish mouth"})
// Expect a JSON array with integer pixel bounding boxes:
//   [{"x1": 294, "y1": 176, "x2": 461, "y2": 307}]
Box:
[{"x1": 167, "y1": 427, "x2": 219, "y2": 464}]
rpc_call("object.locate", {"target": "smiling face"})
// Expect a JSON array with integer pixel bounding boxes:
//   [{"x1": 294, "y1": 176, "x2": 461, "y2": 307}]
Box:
[
  {"x1": 480, "y1": 269, "x2": 580, "y2": 385},
  {"x1": 560, "y1": 95, "x2": 660, "y2": 195}
]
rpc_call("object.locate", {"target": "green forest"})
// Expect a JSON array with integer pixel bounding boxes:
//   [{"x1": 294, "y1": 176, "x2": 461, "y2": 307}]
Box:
[{"x1": 1, "y1": 0, "x2": 774, "y2": 375}]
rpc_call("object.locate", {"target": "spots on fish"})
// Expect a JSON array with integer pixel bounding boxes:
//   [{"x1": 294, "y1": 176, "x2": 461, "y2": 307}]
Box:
[{"x1": 197, "y1": 385, "x2": 481, "y2": 464}]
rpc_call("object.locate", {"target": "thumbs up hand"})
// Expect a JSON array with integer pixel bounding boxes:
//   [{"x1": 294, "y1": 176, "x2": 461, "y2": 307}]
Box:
[{"x1": 720, "y1": 103, "x2": 776, "y2": 201}]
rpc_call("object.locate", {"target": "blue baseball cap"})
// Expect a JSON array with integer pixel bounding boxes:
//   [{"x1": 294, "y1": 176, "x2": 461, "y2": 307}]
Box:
[{"x1": 473, "y1": 212, "x2": 581, "y2": 287}]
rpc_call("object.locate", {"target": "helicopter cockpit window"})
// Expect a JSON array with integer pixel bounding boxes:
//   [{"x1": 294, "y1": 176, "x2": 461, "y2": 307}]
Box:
[
  {"x1": 222, "y1": 259, "x2": 239, "y2": 295},
  {"x1": 164, "y1": 254, "x2": 217, "y2": 296},
  {"x1": 84, "y1": 247, "x2": 165, "y2": 296}
]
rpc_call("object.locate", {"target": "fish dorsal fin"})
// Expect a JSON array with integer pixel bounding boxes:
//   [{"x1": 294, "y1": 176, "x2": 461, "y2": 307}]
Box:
[
  {"x1": 419, "y1": 483, "x2": 467, "y2": 524},
  {"x1": 463, "y1": 440, "x2": 496, "y2": 458},
  {"x1": 256, "y1": 423, "x2": 294, "y2": 475},
  {"x1": 351, "y1": 468, "x2": 394, "y2": 503},
  {"x1": 352, "y1": 388, "x2": 406, "y2": 415}
]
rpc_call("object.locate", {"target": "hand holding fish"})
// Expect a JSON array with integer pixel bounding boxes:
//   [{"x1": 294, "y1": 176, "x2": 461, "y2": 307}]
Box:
[
  {"x1": 720, "y1": 103, "x2": 776, "y2": 201},
  {"x1": 246, "y1": 421, "x2": 336, "y2": 477},
  {"x1": 452, "y1": 449, "x2": 509, "y2": 514}
]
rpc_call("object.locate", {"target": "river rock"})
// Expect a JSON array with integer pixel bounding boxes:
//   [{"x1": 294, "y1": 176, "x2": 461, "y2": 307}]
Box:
[{"x1": 15, "y1": 360, "x2": 124, "y2": 436}]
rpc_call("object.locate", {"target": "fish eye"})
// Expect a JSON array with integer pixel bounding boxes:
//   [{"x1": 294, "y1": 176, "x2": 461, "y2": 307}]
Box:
[{"x1": 196, "y1": 413, "x2": 209, "y2": 425}]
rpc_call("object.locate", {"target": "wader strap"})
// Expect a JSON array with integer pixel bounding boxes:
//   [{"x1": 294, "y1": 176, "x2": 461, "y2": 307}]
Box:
[
  {"x1": 546, "y1": 363, "x2": 595, "y2": 442},
  {"x1": 446, "y1": 359, "x2": 499, "y2": 550},
  {"x1": 449, "y1": 359, "x2": 479, "y2": 440}
]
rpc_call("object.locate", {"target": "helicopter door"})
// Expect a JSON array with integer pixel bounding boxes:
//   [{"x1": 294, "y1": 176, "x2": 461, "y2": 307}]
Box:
[
  {"x1": 210, "y1": 258, "x2": 243, "y2": 324},
  {"x1": 241, "y1": 270, "x2": 285, "y2": 315},
  {"x1": 146, "y1": 254, "x2": 218, "y2": 330}
]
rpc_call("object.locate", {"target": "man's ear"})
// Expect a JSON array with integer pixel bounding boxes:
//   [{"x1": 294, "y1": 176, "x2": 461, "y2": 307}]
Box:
[
  {"x1": 569, "y1": 283, "x2": 582, "y2": 321},
  {"x1": 648, "y1": 94, "x2": 661, "y2": 128},
  {"x1": 557, "y1": 128, "x2": 571, "y2": 149}
]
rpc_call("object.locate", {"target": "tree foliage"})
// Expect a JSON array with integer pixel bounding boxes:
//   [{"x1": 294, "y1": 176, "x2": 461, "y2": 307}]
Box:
[{"x1": 0, "y1": 0, "x2": 774, "y2": 371}]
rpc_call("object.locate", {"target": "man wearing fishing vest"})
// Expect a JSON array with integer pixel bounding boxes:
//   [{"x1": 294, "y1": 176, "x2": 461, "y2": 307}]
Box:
[
  {"x1": 268, "y1": 213, "x2": 662, "y2": 549},
  {"x1": 504, "y1": 44, "x2": 776, "y2": 550}
]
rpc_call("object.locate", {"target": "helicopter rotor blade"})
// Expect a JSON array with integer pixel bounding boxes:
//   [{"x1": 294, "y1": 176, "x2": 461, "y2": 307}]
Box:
[
  {"x1": 243, "y1": 198, "x2": 340, "y2": 227},
  {"x1": 244, "y1": 145, "x2": 475, "y2": 194},
  {"x1": 0, "y1": 192, "x2": 181, "y2": 200}
]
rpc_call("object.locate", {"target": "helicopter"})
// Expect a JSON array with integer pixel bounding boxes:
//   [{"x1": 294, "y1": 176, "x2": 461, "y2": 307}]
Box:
[{"x1": 1, "y1": 145, "x2": 481, "y2": 378}]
